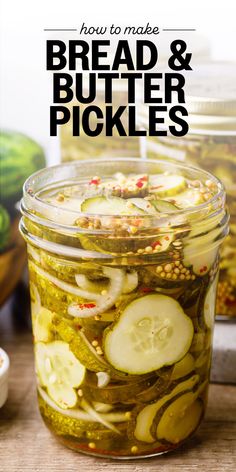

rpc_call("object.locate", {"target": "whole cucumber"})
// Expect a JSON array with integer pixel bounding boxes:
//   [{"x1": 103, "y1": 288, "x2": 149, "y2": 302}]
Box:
[{"x1": 0, "y1": 130, "x2": 46, "y2": 210}]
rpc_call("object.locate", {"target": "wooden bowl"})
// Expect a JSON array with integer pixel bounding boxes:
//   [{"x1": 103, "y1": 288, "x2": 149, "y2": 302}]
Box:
[{"x1": 0, "y1": 217, "x2": 26, "y2": 306}]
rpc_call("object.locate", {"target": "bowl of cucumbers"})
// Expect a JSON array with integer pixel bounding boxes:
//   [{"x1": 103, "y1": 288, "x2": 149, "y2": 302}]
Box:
[{"x1": 0, "y1": 130, "x2": 46, "y2": 306}]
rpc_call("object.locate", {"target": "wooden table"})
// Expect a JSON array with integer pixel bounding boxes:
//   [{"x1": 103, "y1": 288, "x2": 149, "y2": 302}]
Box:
[{"x1": 0, "y1": 286, "x2": 236, "y2": 472}]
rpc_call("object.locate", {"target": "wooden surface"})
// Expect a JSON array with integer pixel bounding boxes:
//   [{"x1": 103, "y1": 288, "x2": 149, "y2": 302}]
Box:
[{"x1": 0, "y1": 286, "x2": 236, "y2": 472}]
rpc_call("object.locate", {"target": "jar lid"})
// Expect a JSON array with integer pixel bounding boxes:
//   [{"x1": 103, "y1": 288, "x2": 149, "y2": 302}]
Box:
[{"x1": 184, "y1": 62, "x2": 236, "y2": 132}]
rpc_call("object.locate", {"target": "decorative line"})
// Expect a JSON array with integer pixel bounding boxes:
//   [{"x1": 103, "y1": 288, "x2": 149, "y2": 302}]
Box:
[
  {"x1": 163, "y1": 29, "x2": 196, "y2": 31},
  {"x1": 44, "y1": 28, "x2": 77, "y2": 31}
]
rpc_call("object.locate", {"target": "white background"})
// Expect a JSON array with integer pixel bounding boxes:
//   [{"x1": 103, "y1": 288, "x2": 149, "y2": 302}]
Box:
[{"x1": 0, "y1": 0, "x2": 236, "y2": 163}]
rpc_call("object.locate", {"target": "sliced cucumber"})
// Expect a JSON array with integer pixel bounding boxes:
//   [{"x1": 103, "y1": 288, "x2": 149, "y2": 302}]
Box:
[
  {"x1": 52, "y1": 315, "x2": 109, "y2": 373},
  {"x1": 156, "y1": 392, "x2": 203, "y2": 444},
  {"x1": 204, "y1": 276, "x2": 218, "y2": 329},
  {"x1": 128, "y1": 198, "x2": 157, "y2": 214},
  {"x1": 134, "y1": 374, "x2": 199, "y2": 443},
  {"x1": 169, "y1": 188, "x2": 203, "y2": 208},
  {"x1": 103, "y1": 294, "x2": 194, "y2": 375},
  {"x1": 33, "y1": 307, "x2": 54, "y2": 343},
  {"x1": 188, "y1": 211, "x2": 224, "y2": 239},
  {"x1": 35, "y1": 341, "x2": 86, "y2": 409},
  {"x1": 81, "y1": 196, "x2": 144, "y2": 216},
  {"x1": 30, "y1": 283, "x2": 41, "y2": 321},
  {"x1": 170, "y1": 353, "x2": 195, "y2": 381},
  {"x1": 83, "y1": 375, "x2": 156, "y2": 404},
  {"x1": 183, "y1": 240, "x2": 218, "y2": 276},
  {"x1": 152, "y1": 200, "x2": 179, "y2": 213},
  {"x1": 149, "y1": 175, "x2": 186, "y2": 197}
]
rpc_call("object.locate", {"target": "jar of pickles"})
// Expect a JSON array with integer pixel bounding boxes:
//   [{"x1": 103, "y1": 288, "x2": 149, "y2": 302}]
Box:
[
  {"x1": 20, "y1": 158, "x2": 228, "y2": 458},
  {"x1": 144, "y1": 62, "x2": 236, "y2": 318}
]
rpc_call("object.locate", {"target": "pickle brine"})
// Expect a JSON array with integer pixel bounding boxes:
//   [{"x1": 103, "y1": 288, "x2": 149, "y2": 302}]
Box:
[{"x1": 20, "y1": 159, "x2": 228, "y2": 458}]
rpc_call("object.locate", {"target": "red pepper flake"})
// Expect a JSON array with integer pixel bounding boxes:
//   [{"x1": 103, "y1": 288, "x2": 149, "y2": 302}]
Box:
[
  {"x1": 139, "y1": 287, "x2": 153, "y2": 293},
  {"x1": 150, "y1": 185, "x2": 163, "y2": 190},
  {"x1": 79, "y1": 303, "x2": 96, "y2": 309},
  {"x1": 139, "y1": 176, "x2": 148, "y2": 182},
  {"x1": 151, "y1": 240, "x2": 162, "y2": 249},
  {"x1": 136, "y1": 181, "x2": 144, "y2": 188},
  {"x1": 199, "y1": 266, "x2": 208, "y2": 273},
  {"x1": 89, "y1": 178, "x2": 101, "y2": 185},
  {"x1": 164, "y1": 236, "x2": 170, "y2": 241}
]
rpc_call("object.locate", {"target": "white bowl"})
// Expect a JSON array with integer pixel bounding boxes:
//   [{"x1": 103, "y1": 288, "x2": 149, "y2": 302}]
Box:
[{"x1": 0, "y1": 348, "x2": 10, "y2": 408}]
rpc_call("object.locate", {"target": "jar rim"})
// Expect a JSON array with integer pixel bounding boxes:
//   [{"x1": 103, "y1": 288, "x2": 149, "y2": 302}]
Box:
[{"x1": 21, "y1": 157, "x2": 225, "y2": 233}]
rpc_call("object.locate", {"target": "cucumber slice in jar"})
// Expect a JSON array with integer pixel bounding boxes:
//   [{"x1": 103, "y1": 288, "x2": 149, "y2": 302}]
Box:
[
  {"x1": 183, "y1": 240, "x2": 218, "y2": 276},
  {"x1": 33, "y1": 307, "x2": 54, "y2": 342},
  {"x1": 156, "y1": 392, "x2": 203, "y2": 444},
  {"x1": 152, "y1": 200, "x2": 179, "y2": 213},
  {"x1": 81, "y1": 196, "x2": 144, "y2": 215},
  {"x1": 52, "y1": 315, "x2": 110, "y2": 373},
  {"x1": 149, "y1": 175, "x2": 186, "y2": 197},
  {"x1": 103, "y1": 294, "x2": 194, "y2": 375},
  {"x1": 204, "y1": 276, "x2": 218, "y2": 329},
  {"x1": 128, "y1": 198, "x2": 157, "y2": 214},
  {"x1": 133, "y1": 374, "x2": 199, "y2": 443},
  {"x1": 169, "y1": 189, "x2": 203, "y2": 208},
  {"x1": 35, "y1": 341, "x2": 86, "y2": 409},
  {"x1": 170, "y1": 353, "x2": 195, "y2": 381}
]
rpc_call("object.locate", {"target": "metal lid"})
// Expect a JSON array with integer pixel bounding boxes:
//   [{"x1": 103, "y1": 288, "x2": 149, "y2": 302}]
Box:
[{"x1": 184, "y1": 62, "x2": 236, "y2": 132}]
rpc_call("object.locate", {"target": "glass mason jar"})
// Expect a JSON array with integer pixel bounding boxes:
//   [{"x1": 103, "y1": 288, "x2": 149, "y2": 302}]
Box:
[
  {"x1": 143, "y1": 62, "x2": 236, "y2": 318},
  {"x1": 20, "y1": 158, "x2": 228, "y2": 458}
]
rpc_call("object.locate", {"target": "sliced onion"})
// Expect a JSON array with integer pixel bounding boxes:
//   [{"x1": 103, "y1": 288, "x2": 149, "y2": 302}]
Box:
[
  {"x1": 80, "y1": 398, "x2": 121, "y2": 434},
  {"x1": 30, "y1": 261, "x2": 101, "y2": 300},
  {"x1": 68, "y1": 267, "x2": 125, "y2": 318},
  {"x1": 38, "y1": 386, "x2": 130, "y2": 425},
  {"x1": 75, "y1": 274, "x2": 106, "y2": 293},
  {"x1": 93, "y1": 401, "x2": 113, "y2": 413},
  {"x1": 96, "y1": 371, "x2": 111, "y2": 388},
  {"x1": 76, "y1": 270, "x2": 138, "y2": 295},
  {"x1": 38, "y1": 386, "x2": 92, "y2": 421}
]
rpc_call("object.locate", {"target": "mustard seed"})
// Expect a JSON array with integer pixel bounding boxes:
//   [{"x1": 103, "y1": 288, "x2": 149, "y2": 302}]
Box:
[
  {"x1": 89, "y1": 442, "x2": 96, "y2": 449},
  {"x1": 131, "y1": 446, "x2": 138, "y2": 454}
]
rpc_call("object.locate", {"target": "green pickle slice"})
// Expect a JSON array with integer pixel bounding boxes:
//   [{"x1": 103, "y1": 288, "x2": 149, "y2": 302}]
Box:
[
  {"x1": 156, "y1": 392, "x2": 203, "y2": 444},
  {"x1": 81, "y1": 196, "x2": 144, "y2": 215},
  {"x1": 35, "y1": 341, "x2": 86, "y2": 409},
  {"x1": 149, "y1": 175, "x2": 186, "y2": 197},
  {"x1": 133, "y1": 374, "x2": 200, "y2": 443},
  {"x1": 103, "y1": 294, "x2": 194, "y2": 375}
]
